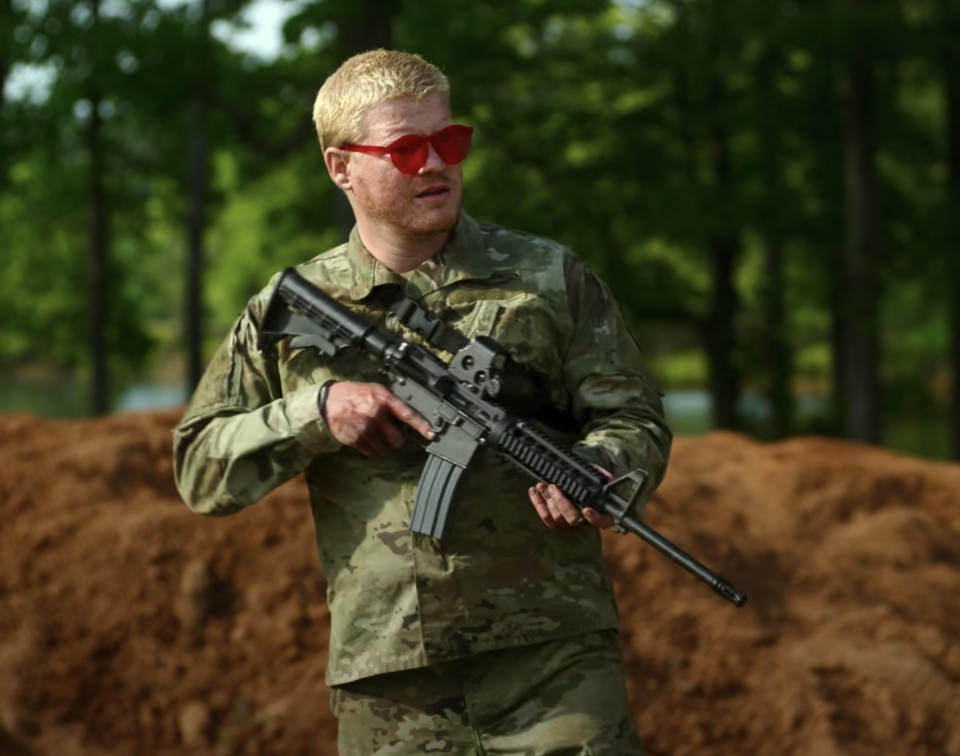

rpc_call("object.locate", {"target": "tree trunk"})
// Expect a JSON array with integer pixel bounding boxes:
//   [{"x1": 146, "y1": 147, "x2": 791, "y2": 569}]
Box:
[
  {"x1": 705, "y1": 128, "x2": 741, "y2": 430},
  {"x1": 942, "y1": 0, "x2": 960, "y2": 458},
  {"x1": 0, "y1": 1, "x2": 12, "y2": 111},
  {"x1": 185, "y1": 94, "x2": 208, "y2": 392},
  {"x1": 761, "y1": 240, "x2": 793, "y2": 437},
  {"x1": 184, "y1": 0, "x2": 209, "y2": 392},
  {"x1": 756, "y1": 50, "x2": 793, "y2": 438},
  {"x1": 830, "y1": 270, "x2": 847, "y2": 432},
  {"x1": 87, "y1": 0, "x2": 109, "y2": 415},
  {"x1": 670, "y1": 54, "x2": 741, "y2": 431},
  {"x1": 839, "y1": 0, "x2": 882, "y2": 443},
  {"x1": 333, "y1": 191, "x2": 354, "y2": 246},
  {"x1": 331, "y1": 0, "x2": 402, "y2": 244},
  {"x1": 0, "y1": 59, "x2": 8, "y2": 112}
]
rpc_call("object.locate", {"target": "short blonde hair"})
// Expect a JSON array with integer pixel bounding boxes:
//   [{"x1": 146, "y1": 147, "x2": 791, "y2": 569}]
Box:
[{"x1": 312, "y1": 49, "x2": 450, "y2": 151}]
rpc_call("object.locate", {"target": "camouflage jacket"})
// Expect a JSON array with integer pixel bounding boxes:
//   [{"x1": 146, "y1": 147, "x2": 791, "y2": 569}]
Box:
[{"x1": 173, "y1": 211, "x2": 672, "y2": 686}]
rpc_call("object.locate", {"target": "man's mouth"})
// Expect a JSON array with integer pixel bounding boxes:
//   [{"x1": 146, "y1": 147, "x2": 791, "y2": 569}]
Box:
[{"x1": 415, "y1": 185, "x2": 450, "y2": 198}]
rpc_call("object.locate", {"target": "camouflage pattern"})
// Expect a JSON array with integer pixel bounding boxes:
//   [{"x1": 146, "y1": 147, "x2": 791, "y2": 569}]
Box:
[
  {"x1": 332, "y1": 630, "x2": 644, "y2": 755},
  {"x1": 173, "y1": 210, "x2": 672, "y2": 686}
]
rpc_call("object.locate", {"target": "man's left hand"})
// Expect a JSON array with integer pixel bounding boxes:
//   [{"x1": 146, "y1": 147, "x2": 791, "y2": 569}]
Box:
[{"x1": 528, "y1": 482, "x2": 615, "y2": 531}]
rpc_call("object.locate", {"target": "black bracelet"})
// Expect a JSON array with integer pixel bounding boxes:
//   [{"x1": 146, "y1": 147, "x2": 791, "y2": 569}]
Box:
[{"x1": 318, "y1": 379, "x2": 338, "y2": 423}]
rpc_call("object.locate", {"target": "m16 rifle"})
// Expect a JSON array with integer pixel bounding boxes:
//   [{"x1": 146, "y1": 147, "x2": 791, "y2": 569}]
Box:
[{"x1": 257, "y1": 267, "x2": 747, "y2": 608}]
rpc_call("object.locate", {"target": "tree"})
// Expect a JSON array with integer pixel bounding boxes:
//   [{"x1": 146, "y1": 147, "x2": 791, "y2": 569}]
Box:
[
  {"x1": 939, "y1": 0, "x2": 960, "y2": 457},
  {"x1": 838, "y1": 0, "x2": 884, "y2": 443},
  {"x1": 184, "y1": 0, "x2": 211, "y2": 393},
  {"x1": 0, "y1": 0, "x2": 167, "y2": 393}
]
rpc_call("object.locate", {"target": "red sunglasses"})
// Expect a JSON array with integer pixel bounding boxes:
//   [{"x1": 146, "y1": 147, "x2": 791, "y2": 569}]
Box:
[{"x1": 341, "y1": 124, "x2": 474, "y2": 175}]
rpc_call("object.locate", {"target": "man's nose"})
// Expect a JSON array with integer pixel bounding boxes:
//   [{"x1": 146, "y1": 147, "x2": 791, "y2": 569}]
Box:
[{"x1": 418, "y1": 142, "x2": 446, "y2": 174}]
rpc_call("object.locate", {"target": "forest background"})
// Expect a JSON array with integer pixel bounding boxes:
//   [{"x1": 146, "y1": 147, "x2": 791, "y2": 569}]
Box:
[{"x1": 1, "y1": 0, "x2": 958, "y2": 460}]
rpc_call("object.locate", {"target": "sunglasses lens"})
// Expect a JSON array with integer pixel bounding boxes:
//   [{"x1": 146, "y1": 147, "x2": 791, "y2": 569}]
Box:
[
  {"x1": 432, "y1": 126, "x2": 473, "y2": 166},
  {"x1": 387, "y1": 136, "x2": 429, "y2": 174}
]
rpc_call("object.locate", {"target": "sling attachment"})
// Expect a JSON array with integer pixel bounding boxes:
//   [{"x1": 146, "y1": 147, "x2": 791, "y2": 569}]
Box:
[{"x1": 391, "y1": 298, "x2": 469, "y2": 356}]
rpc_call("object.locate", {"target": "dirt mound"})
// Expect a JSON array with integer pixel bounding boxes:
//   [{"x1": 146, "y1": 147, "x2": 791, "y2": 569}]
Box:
[{"x1": 1, "y1": 413, "x2": 958, "y2": 756}]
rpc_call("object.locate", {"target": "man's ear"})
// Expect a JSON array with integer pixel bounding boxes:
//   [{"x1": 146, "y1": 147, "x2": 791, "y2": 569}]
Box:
[{"x1": 325, "y1": 147, "x2": 351, "y2": 191}]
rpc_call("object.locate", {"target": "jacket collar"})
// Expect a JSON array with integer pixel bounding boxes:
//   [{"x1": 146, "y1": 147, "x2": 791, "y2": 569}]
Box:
[{"x1": 347, "y1": 210, "x2": 497, "y2": 301}]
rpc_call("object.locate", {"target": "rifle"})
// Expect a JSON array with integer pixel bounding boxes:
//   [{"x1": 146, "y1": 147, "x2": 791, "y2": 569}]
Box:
[{"x1": 257, "y1": 267, "x2": 747, "y2": 608}]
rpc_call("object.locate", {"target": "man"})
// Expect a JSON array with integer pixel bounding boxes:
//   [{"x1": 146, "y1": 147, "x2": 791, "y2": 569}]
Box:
[{"x1": 174, "y1": 49, "x2": 671, "y2": 754}]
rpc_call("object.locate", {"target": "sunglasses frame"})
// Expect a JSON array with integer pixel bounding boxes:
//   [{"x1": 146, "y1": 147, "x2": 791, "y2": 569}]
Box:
[{"x1": 341, "y1": 124, "x2": 474, "y2": 175}]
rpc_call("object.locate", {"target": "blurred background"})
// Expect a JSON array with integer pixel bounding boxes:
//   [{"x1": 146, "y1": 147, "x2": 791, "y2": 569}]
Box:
[{"x1": 1, "y1": 0, "x2": 957, "y2": 459}]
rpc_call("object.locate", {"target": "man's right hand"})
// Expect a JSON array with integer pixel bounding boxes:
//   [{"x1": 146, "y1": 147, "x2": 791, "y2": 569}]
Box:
[{"x1": 322, "y1": 381, "x2": 435, "y2": 457}]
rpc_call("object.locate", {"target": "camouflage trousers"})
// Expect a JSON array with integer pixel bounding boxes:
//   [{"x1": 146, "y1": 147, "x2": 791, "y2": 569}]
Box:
[{"x1": 330, "y1": 630, "x2": 643, "y2": 755}]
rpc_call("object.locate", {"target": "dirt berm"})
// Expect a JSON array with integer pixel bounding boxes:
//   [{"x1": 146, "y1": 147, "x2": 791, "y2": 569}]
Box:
[{"x1": 1, "y1": 410, "x2": 959, "y2": 756}]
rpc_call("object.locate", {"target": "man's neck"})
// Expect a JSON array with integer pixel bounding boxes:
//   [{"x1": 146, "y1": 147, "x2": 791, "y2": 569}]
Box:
[{"x1": 355, "y1": 219, "x2": 452, "y2": 275}]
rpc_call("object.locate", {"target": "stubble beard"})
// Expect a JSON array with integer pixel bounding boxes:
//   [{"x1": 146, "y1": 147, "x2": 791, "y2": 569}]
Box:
[{"x1": 353, "y1": 172, "x2": 461, "y2": 240}]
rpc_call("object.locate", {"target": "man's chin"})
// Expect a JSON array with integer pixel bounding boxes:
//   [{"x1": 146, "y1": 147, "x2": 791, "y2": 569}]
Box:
[{"x1": 403, "y1": 207, "x2": 460, "y2": 239}]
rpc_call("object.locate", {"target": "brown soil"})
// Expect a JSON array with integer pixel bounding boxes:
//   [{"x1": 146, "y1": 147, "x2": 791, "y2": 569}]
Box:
[{"x1": 1, "y1": 411, "x2": 959, "y2": 756}]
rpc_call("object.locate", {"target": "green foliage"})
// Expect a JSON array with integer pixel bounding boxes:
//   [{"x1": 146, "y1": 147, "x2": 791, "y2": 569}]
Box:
[
  {"x1": 1, "y1": 0, "x2": 958, "y2": 455},
  {"x1": 205, "y1": 150, "x2": 340, "y2": 333},
  {"x1": 0, "y1": 156, "x2": 87, "y2": 363},
  {"x1": 0, "y1": 148, "x2": 153, "y2": 368}
]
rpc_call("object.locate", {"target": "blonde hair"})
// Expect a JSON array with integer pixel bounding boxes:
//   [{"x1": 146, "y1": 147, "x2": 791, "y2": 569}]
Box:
[{"x1": 312, "y1": 49, "x2": 450, "y2": 151}]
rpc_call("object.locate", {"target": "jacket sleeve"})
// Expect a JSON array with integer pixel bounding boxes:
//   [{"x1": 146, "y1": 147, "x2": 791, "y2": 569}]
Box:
[
  {"x1": 172, "y1": 291, "x2": 342, "y2": 517},
  {"x1": 561, "y1": 255, "x2": 673, "y2": 517}
]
